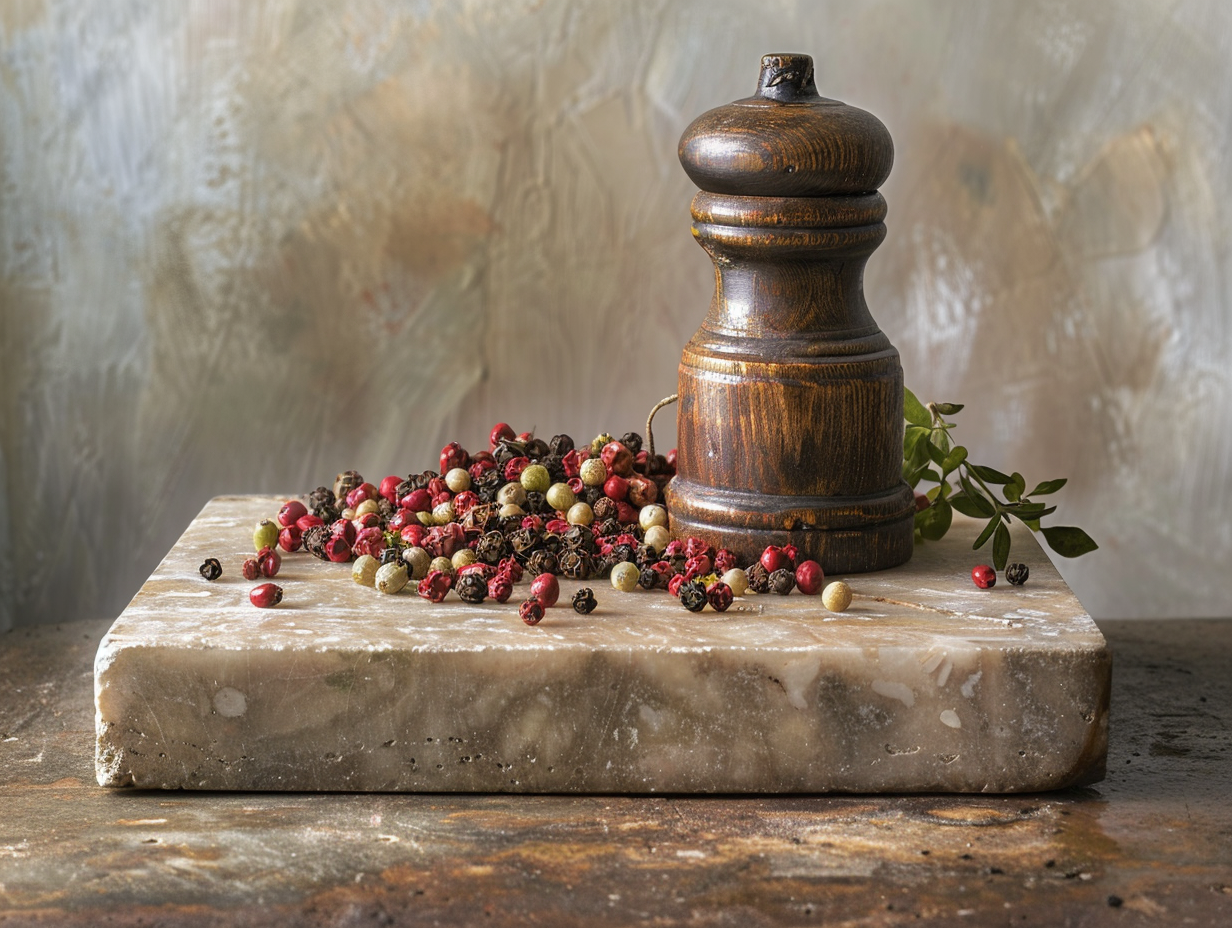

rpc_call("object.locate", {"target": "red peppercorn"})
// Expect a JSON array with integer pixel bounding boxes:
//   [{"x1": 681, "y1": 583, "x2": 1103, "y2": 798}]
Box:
[
  {"x1": 458, "y1": 562, "x2": 494, "y2": 579},
  {"x1": 431, "y1": 490, "x2": 453, "y2": 509},
  {"x1": 453, "y1": 491, "x2": 479, "y2": 516},
  {"x1": 353, "y1": 511, "x2": 382, "y2": 529},
  {"x1": 257, "y1": 546, "x2": 281, "y2": 578},
  {"x1": 683, "y1": 555, "x2": 711, "y2": 580},
  {"x1": 627, "y1": 474, "x2": 658, "y2": 508},
  {"x1": 296, "y1": 513, "x2": 324, "y2": 532},
  {"x1": 566, "y1": 476, "x2": 584, "y2": 495},
  {"x1": 713, "y1": 549, "x2": 737, "y2": 575},
  {"x1": 795, "y1": 560, "x2": 824, "y2": 595},
  {"x1": 562, "y1": 449, "x2": 584, "y2": 478},
  {"x1": 488, "y1": 575, "x2": 513, "y2": 603},
  {"x1": 781, "y1": 545, "x2": 800, "y2": 569},
  {"x1": 427, "y1": 477, "x2": 449, "y2": 497},
  {"x1": 546, "y1": 518, "x2": 569, "y2": 535},
  {"x1": 667, "y1": 574, "x2": 686, "y2": 598},
  {"x1": 242, "y1": 557, "x2": 261, "y2": 581},
  {"x1": 490, "y1": 423, "x2": 516, "y2": 450},
  {"x1": 664, "y1": 539, "x2": 685, "y2": 559},
  {"x1": 417, "y1": 570, "x2": 452, "y2": 603},
  {"x1": 378, "y1": 475, "x2": 402, "y2": 504},
  {"x1": 504, "y1": 457, "x2": 530, "y2": 482},
  {"x1": 331, "y1": 519, "x2": 357, "y2": 545},
  {"x1": 346, "y1": 483, "x2": 378, "y2": 509},
  {"x1": 353, "y1": 526, "x2": 385, "y2": 558},
  {"x1": 498, "y1": 557, "x2": 523, "y2": 583},
  {"x1": 401, "y1": 488, "x2": 433, "y2": 513},
  {"x1": 386, "y1": 508, "x2": 414, "y2": 532},
  {"x1": 601, "y1": 441, "x2": 634, "y2": 476},
  {"x1": 972, "y1": 565, "x2": 996, "y2": 589},
  {"x1": 278, "y1": 500, "x2": 308, "y2": 527},
  {"x1": 684, "y1": 537, "x2": 713, "y2": 560},
  {"x1": 530, "y1": 573, "x2": 560, "y2": 608},
  {"x1": 603, "y1": 474, "x2": 629, "y2": 501},
  {"x1": 706, "y1": 581, "x2": 734, "y2": 613},
  {"x1": 324, "y1": 536, "x2": 352, "y2": 563},
  {"x1": 914, "y1": 492, "x2": 931, "y2": 512},
  {"x1": 440, "y1": 441, "x2": 469, "y2": 474},
  {"x1": 615, "y1": 501, "x2": 638, "y2": 525},
  {"x1": 666, "y1": 448, "x2": 678, "y2": 471},
  {"x1": 278, "y1": 524, "x2": 302, "y2": 553},
  {"x1": 250, "y1": 582, "x2": 283, "y2": 608},
  {"x1": 519, "y1": 598, "x2": 545, "y2": 626},
  {"x1": 468, "y1": 458, "x2": 496, "y2": 482},
  {"x1": 760, "y1": 545, "x2": 790, "y2": 574},
  {"x1": 400, "y1": 524, "x2": 426, "y2": 546}
]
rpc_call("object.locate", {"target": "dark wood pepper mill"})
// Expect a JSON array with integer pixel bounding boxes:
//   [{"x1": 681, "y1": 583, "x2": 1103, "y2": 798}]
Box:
[{"x1": 664, "y1": 53, "x2": 915, "y2": 574}]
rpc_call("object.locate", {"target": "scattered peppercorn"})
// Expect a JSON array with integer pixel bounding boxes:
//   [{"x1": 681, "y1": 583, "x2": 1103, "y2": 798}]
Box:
[
  {"x1": 249, "y1": 582, "x2": 283, "y2": 608},
  {"x1": 530, "y1": 572, "x2": 560, "y2": 608},
  {"x1": 456, "y1": 572, "x2": 488, "y2": 604},
  {"x1": 972, "y1": 565, "x2": 996, "y2": 589},
  {"x1": 706, "y1": 581, "x2": 734, "y2": 613},
  {"x1": 746, "y1": 562, "x2": 771, "y2": 594},
  {"x1": 822, "y1": 580, "x2": 853, "y2": 612},
  {"x1": 199, "y1": 558, "x2": 222, "y2": 581},
  {"x1": 610, "y1": 561, "x2": 640, "y2": 592},
  {"x1": 256, "y1": 546, "x2": 281, "y2": 578},
  {"x1": 241, "y1": 557, "x2": 261, "y2": 581},
  {"x1": 519, "y1": 598, "x2": 545, "y2": 625},
  {"x1": 1006, "y1": 563, "x2": 1029, "y2": 586},
  {"x1": 571, "y1": 587, "x2": 598, "y2": 614},
  {"x1": 794, "y1": 560, "x2": 824, "y2": 595}
]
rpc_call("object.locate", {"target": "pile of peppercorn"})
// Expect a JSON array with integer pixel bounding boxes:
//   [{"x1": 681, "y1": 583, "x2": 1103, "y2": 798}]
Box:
[{"x1": 217, "y1": 424, "x2": 856, "y2": 622}]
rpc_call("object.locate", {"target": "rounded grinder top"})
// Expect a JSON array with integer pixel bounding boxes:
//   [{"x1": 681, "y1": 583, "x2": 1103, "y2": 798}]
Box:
[{"x1": 678, "y1": 53, "x2": 893, "y2": 198}]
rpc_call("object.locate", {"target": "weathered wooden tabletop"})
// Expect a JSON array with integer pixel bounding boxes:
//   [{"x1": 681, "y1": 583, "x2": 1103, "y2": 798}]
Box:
[{"x1": 2, "y1": 618, "x2": 1229, "y2": 926}]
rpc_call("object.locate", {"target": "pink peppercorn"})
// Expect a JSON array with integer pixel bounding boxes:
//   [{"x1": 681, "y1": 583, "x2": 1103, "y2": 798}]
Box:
[
  {"x1": 250, "y1": 583, "x2": 283, "y2": 608},
  {"x1": 627, "y1": 474, "x2": 658, "y2": 507},
  {"x1": 667, "y1": 574, "x2": 686, "y2": 598},
  {"x1": 468, "y1": 459, "x2": 496, "y2": 482},
  {"x1": 972, "y1": 565, "x2": 996, "y2": 589},
  {"x1": 431, "y1": 491, "x2": 453, "y2": 508},
  {"x1": 520, "y1": 515, "x2": 544, "y2": 532},
  {"x1": 324, "y1": 536, "x2": 352, "y2": 563},
  {"x1": 488, "y1": 575, "x2": 513, "y2": 603},
  {"x1": 760, "y1": 545, "x2": 790, "y2": 574},
  {"x1": 453, "y1": 491, "x2": 479, "y2": 516},
  {"x1": 706, "y1": 581, "x2": 734, "y2": 613},
  {"x1": 546, "y1": 518, "x2": 570, "y2": 535},
  {"x1": 504, "y1": 457, "x2": 530, "y2": 482},
  {"x1": 795, "y1": 560, "x2": 824, "y2": 595},
  {"x1": 530, "y1": 573, "x2": 560, "y2": 608},
  {"x1": 490, "y1": 423, "x2": 516, "y2": 449},
  {"x1": 440, "y1": 441, "x2": 469, "y2": 474},
  {"x1": 401, "y1": 489, "x2": 433, "y2": 513},
  {"x1": 353, "y1": 512, "x2": 381, "y2": 529},
  {"x1": 256, "y1": 546, "x2": 281, "y2": 578},
  {"x1": 241, "y1": 557, "x2": 261, "y2": 581},
  {"x1": 713, "y1": 549, "x2": 737, "y2": 575},
  {"x1": 519, "y1": 599, "x2": 544, "y2": 626},
  {"x1": 603, "y1": 474, "x2": 629, "y2": 501},
  {"x1": 346, "y1": 483, "x2": 378, "y2": 510},
  {"x1": 400, "y1": 524, "x2": 426, "y2": 546},
  {"x1": 601, "y1": 441, "x2": 634, "y2": 476},
  {"x1": 378, "y1": 475, "x2": 402, "y2": 504},
  {"x1": 615, "y1": 501, "x2": 639, "y2": 525},
  {"x1": 331, "y1": 519, "x2": 357, "y2": 545},
  {"x1": 417, "y1": 570, "x2": 452, "y2": 602},
  {"x1": 498, "y1": 557, "x2": 523, "y2": 583},
  {"x1": 782, "y1": 545, "x2": 800, "y2": 569},
  {"x1": 296, "y1": 513, "x2": 323, "y2": 532},
  {"x1": 278, "y1": 525, "x2": 302, "y2": 553},
  {"x1": 278, "y1": 500, "x2": 307, "y2": 527},
  {"x1": 664, "y1": 539, "x2": 685, "y2": 559},
  {"x1": 683, "y1": 555, "x2": 711, "y2": 580},
  {"x1": 352, "y1": 527, "x2": 385, "y2": 558},
  {"x1": 684, "y1": 537, "x2": 713, "y2": 560},
  {"x1": 562, "y1": 449, "x2": 584, "y2": 478},
  {"x1": 427, "y1": 477, "x2": 449, "y2": 497},
  {"x1": 566, "y1": 476, "x2": 584, "y2": 495},
  {"x1": 386, "y1": 508, "x2": 414, "y2": 532}
]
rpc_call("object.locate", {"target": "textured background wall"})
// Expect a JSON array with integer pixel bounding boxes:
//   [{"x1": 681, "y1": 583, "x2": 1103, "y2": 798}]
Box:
[{"x1": 2, "y1": 0, "x2": 1229, "y2": 631}]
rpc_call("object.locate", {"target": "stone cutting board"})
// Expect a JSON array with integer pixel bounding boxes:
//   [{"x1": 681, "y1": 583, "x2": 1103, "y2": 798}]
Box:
[{"x1": 94, "y1": 496, "x2": 1109, "y2": 793}]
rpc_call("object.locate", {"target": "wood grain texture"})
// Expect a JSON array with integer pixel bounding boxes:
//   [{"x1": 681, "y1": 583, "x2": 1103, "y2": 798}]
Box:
[{"x1": 669, "y1": 55, "x2": 913, "y2": 573}]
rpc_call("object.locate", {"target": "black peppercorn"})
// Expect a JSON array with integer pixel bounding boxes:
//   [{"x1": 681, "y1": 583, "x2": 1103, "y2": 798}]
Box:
[
  {"x1": 1006, "y1": 563, "x2": 1030, "y2": 586},
  {"x1": 746, "y1": 563, "x2": 771, "y2": 594},
  {"x1": 598, "y1": 517, "x2": 621, "y2": 537},
  {"x1": 199, "y1": 558, "x2": 223, "y2": 581},
  {"x1": 456, "y1": 572, "x2": 488, "y2": 605},
  {"x1": 559, "y1": 549, "x2": 592, "y2": 580},
  {"x1": 333, "y1": 470, "x2": 363, "y2": 502},
  {"x1": 582, "y1": 486, "x2": 604, "y2": 507},
  {"x1": 308, "y1": 486, "x2": 336, "y2": 510},
  {"x1": 549, "y1": 434, "x2": 575, "y2": 456},
  {"x1": 527, "y1": 549, "x2": 559, "y2": 577},
  {"x1": 770, "y1": 568, "x2": 796, "y2": 595},
  {"x1": 592, "y1": 555, "x2": 616, "y2": 579},
  {"x1": 313, "y1": 503, "x2": 340, "y2": 524},
  {"x1": 636, "y1": 545, "x2": 659, "y2": 569},
  {"x1": 525, "y1": 491, "x2": 551, "y2": 515},
  {"x1": 377, "y1": 497, "x2": 396, "y2": 520},
  {"x1": 638, "y1": 566, "x2": 660, "y2": 590},
  {"x1": 593, "y1": 497, "x2": 618, "y2": 522},
  {"x1": 524, "y1": 437, "x2": 550, "y2": 460},
  {"x1": 542, "y1": 454, "x2": 567, "y2": 485},
  {"x1": 493, "y1": 439, "x2": 526, "y2": 465},
  {"x1": 476, "y1": 531, "x2": 507, "y2": 564},
  {"x1": 508, "y1": 527, "x2": 540, "y2": 557},
  {"x1": 379, "y1": 546, "x2": 403, "y2": 566},
  {"x1": 610, "y1": 543, "x2": 635, "y2": 565},
  {"x1": 562, "y1": 525, "x2": 596, "y2": 553},
  {"x1": 303, "y1": 525, "x2": 332, "y2": 560},
  {"x1": 680, "y1": 580, "x2": 708, "y2": 612},
  {"x1": 571, "y1": 587, "x2": 597, "y2": 614},
  {"x1": 620, "y1": 432, "x2": 644, "y2": 455}
]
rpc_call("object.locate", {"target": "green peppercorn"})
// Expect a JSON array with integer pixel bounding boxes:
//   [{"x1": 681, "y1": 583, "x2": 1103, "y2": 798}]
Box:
[
  {"x1": 402, "y1": 546, "x2": 431, "y2": 580},
  {"x1": 253, "y1": 519, "x2": 280, "y2": 552},
  {"x1": 520, "y1": 464, "x2": 551, "y2": 494},
  {"x1": 545, "y1": 482, "x2": 576, "y2": 512},
  {"x1": 579, "y1": 458, "x2": 607, "y2": 487},
  {"x1": 429, "y1": 556, "x2": 453, "y2": 576}
]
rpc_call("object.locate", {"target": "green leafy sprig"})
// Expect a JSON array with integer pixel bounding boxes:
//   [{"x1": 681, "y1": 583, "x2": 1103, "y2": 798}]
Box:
[{"x1": 903, "y1": 388, "x2": 1098, "y2": 570}]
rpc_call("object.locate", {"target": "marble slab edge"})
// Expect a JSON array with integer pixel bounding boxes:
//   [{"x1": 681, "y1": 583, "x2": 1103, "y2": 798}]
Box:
[{"x1": 95, "y1": 496, "x2": 1110, "y2": 793}]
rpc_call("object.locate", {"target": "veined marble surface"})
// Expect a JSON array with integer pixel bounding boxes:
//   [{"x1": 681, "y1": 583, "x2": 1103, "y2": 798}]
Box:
[{"x1": 95, "y1": 496, "x2": 1108, "y2": 793}]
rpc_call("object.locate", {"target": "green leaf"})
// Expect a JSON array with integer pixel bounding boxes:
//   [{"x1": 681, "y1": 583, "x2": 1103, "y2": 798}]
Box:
[
  {"x1": 993, "y1": 521, "x2": 1011, "y2": 571},
  {"x1": 934, "y1": 402, "x2": 965, "y2": 416},
  {"x1": 917, "y1": 497, "x2": 953, "y2": 542},
  {"x1": 1023, "y1": 519, "x2": 1041, "y2": 531},
  {"x1": 941, "y1": 445, "x2": 968, "y2": 474},
  {"x1": 973, "y1": 515, "x2": 999, "y2": 550},
  {"x1": 1041, "y1": 526, "x2": 1099, "y2": 558},
  {"x1": 904, "y1": 425, "x2": 929, "y2": 461},
  {"x1": 970, "y1": 464, "x2": 1013, "y2": 485},
  {"x1": 951, "y1": 491, "x2": 994, "y2": 518},
  {"x1": 958, "y1": 474, "x2": 997, "y2": 515},
  {"x1": 926, "y1": 436, "x2": 948, "y2": 467},
  {"x1": 1029, "y1": 478, "x2": 1068, "y2": 496},
  {"x1": 904, "y1": 388, "x2": 931, "y2": 427},
  {"x1": 1010, "y1": 502, "x2": 1057, "y2": 520},
  {"x1": 1003, "y1": 472, "x2": 1026, "y2": 503}
]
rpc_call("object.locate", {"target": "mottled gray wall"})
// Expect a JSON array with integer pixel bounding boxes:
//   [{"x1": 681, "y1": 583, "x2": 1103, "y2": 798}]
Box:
[{"x1": 2, "y1": 0, "x2": 1229, "y2": 630}]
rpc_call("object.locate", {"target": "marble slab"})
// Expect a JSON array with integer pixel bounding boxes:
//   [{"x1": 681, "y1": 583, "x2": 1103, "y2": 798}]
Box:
[{"x1": 95, "y1": 496, "x2": 1109, "y2": 793}]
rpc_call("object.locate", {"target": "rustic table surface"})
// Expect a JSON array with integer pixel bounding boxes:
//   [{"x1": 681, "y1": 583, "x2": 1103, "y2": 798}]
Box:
[{"x1": 1, "y1": 617, "x2": 1229, "y2": 927}]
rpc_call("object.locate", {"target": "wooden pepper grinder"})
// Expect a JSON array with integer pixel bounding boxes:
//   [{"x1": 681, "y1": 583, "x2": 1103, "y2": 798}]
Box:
[{"x1": 664, "y1": 53, "x2": 915, "y2": 574}]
